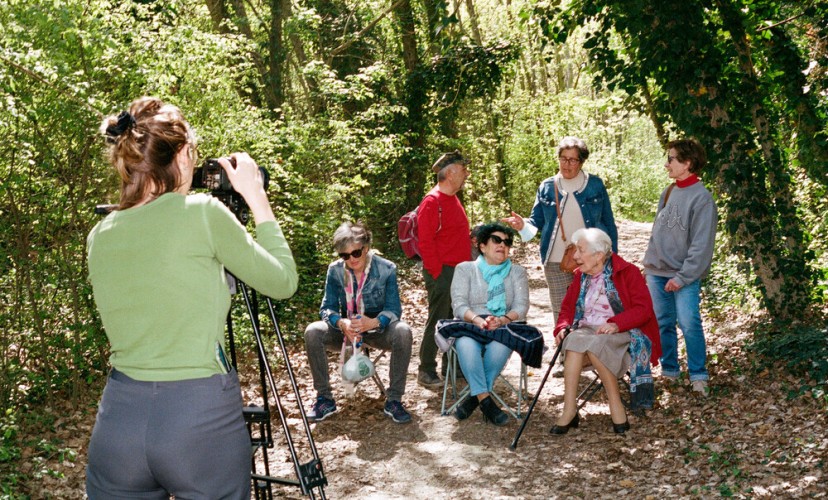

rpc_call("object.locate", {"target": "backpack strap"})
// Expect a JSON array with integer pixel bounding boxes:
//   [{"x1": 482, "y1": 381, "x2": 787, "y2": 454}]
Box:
[{"x1": 660, "y1": 183, "x2": 676, "y2": 211}]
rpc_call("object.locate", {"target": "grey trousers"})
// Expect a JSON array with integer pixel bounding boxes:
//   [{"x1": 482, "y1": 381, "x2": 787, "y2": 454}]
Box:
[
  {"x1": 421, "y1": 265, "x2": 455, "y2": 374},
  {"x1": 86, "y1": 369, "x2": 251, "y2": 499},
  {"x1": 304, "y1": 320, "x2": 412, "y2": 402}
]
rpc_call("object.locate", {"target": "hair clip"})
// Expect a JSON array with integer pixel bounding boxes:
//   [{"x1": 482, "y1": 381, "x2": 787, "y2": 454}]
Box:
[{"x1": 105, "y1": 111, "x2": 136, "y2": 143}]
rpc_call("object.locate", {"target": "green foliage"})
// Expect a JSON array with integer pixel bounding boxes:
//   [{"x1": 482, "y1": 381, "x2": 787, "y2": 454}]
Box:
[
  {"x1": 0, "y1": 409, "x2": 22, "y2": 496},
  {"x1": 495, "y1": 88, "x2": 666, "y2": 223},
  {"x1": 748, "y1": 322, "x2": 828, "y2": 402},
  {"x1": 703, "y1": 231, "x2": 763, "y2": 321}
]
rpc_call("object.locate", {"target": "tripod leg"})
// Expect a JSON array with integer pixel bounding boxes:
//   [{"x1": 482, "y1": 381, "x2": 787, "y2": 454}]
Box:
[
  {"x1": 261, "y1": 295, "x2": 328, "y2": 498},
  {"x1": 509, "y1": 340, "x2": 565, "y2": 451},
  {"x1": 237, "y1": 283, "x2": 327, "y2": 499}
]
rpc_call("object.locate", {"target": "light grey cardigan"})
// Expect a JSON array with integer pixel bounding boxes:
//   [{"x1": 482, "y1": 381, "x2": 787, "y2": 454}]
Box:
[{"x1": 450, "y1": 260, "x2": 530, "y2": 321}]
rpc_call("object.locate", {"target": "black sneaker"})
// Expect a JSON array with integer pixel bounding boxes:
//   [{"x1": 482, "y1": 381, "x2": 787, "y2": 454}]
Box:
[
  {"x1": 384, "y1": 400, "x2": 412, "y2": 423},
  {"x1": 307, "y1": 396, "x2": 337, "y2": 421},
  {"x1": 417, "y1": 370, "x2": 442, "y2": 388}
]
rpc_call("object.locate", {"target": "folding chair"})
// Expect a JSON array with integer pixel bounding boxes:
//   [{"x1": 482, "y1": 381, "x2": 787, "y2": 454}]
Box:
[
  {"x1": 363, "y1": 347, "x2": 388, "y2": 396},
  {"x1": 440, "y1": 345, "x2": 529, "y2": 419},
  {"x1": 576, "y1": 368, "x2": 632, "y2": 413}
]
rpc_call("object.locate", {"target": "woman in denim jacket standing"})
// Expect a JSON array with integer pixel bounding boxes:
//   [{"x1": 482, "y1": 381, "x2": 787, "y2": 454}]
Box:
[
  {"x1": 304, "y1": 221, "x2": 413, "y2": 423},
  {"x1": 503, "y1": 137, "x2": 618, "y2": 322}
]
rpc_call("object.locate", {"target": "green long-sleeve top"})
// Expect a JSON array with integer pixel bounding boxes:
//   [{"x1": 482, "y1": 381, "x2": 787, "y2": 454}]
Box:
[{"x1": 86, "y1": 192, "x2": 298, "y2": 381}]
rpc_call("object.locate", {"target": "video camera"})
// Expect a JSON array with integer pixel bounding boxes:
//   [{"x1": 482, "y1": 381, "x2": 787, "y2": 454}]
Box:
[{"x1": 192, "y1": 157, "x2": 270, "y2": 225}]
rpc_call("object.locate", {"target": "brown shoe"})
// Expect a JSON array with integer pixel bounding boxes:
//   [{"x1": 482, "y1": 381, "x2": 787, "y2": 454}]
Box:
[{"x1": 417, "y1": 370, "x2": 442, "y2": 388}]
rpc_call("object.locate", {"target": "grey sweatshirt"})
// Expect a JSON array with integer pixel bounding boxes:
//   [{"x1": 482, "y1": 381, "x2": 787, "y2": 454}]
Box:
[{"x1": 642, "y1": 181, "x2": 717, "y2": 286}]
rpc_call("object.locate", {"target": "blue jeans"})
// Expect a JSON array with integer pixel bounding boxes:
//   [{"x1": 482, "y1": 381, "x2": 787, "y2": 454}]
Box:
[
  {"x1": 454, "y1": 337, "x2": 513, "y2": 397},
  {"x1": 646, "y1": 275, "x2": 708, "y2": 381}
]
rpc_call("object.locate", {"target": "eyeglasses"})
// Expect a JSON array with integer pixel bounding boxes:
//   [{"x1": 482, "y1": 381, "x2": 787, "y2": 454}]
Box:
[
  {"x1": 667, "y1": 155, "x2": 678, "y2": 163},
  {"x1": 338, "y1": 247, "x2": 365, "y2": 260},
  {"x1": 489, "y1": 235, "x2": 514, "y2": 247},
  {"x1": 558, "y1": 157, "x2": 582, "y2": 165}
]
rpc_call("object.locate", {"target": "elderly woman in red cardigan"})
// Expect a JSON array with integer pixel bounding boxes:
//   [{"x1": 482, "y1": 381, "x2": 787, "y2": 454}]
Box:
[{"x1": 551, "y1": 228, "x2": 661, "y2": 435}]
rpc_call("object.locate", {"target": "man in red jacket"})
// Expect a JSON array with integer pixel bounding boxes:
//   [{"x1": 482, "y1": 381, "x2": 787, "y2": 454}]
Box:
[{"x1": 416, "y1": 151, "x2": 472, "y2": 387}]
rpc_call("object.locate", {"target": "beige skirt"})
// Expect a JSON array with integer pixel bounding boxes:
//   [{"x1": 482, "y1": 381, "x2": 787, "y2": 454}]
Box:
[{"x1": 562, "y1": 326, "x2": 631, "y2": 378}]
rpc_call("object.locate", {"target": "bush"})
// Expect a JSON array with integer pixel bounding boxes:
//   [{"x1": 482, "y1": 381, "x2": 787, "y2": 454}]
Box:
[{"x1": 748, "y1": 322, "x2": 828, "y2": 404}]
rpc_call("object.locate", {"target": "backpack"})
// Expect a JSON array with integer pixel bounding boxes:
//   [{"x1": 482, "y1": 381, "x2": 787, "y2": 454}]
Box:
[
  {"x1": 398, "y1": 208, "x2": 421, "y2": 259},
  {"x1": 398, "y1": 195, "x2": 441, "y2": 259}
]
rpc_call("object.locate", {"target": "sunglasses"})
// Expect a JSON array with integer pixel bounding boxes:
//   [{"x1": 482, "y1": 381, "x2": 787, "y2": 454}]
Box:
[
  {"x1": 489, "y1": 235, "x2": 514, "y2": 247},
  {"x1": 338, "y1": 247, "x2": 365, "y2": 260}
]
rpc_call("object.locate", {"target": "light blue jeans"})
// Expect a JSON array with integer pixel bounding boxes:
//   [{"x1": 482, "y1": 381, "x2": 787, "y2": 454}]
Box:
[
  {"x1": 454, "y1": 337, "x2": 513, "y2": 397},
  {"x1": 646, "y1": 275, "x2": 709, "y2": 381}
]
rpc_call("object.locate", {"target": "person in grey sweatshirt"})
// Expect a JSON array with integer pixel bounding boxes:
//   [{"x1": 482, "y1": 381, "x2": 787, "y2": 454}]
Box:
[{"x1": 642, "y1": 138, "x2": 717, "y2": 396}]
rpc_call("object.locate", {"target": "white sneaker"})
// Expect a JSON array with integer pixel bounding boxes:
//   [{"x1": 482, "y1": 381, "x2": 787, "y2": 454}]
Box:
[{"x1": 691, "y1": 380, "x2": 709, "y2": 396}]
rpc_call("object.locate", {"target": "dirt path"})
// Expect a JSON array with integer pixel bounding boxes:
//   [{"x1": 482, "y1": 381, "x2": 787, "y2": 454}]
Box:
[{"x1": 20, "y1": 220, "x2": 826, "y2": 498}]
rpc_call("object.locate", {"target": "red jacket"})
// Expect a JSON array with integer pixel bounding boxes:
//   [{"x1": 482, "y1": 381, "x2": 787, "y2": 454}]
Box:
[
  {"x1": 416, "y1": 187, "x2": 471, "y2": 279},
  {"x1": 554, "y1": 253, "x2": 662, "y2": 365}
]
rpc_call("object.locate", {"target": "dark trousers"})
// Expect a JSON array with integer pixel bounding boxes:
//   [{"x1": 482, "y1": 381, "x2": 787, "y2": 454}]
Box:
[{"x1": 420, "y1": 264, "x2": 454, "y2": 374}]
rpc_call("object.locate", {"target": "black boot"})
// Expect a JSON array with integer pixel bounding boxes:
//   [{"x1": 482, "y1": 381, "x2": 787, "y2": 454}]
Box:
[
  {"x1": 454, "y1": 395, "x2": 479, "y2": 421},
  {"x1": 479, "y1": 396, "x2": 509, "y2": 426}
]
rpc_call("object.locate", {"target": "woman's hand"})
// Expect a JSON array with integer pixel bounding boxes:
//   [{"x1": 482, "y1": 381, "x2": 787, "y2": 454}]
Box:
[
  {"x1": 217, "y1": 153, "x2": 276, "y2": 225},
  {"x1": 483, "y1": 315, "x2": 509, "y2": 330},
  {"x1": 337, "y1": 318, "x2": 362, "y2": 343},
  {"x1": 350, "y1": 315, "x2": 380, "y2": 334},
  {"x1": 501, "y1": 211, "x2": 525, "y2": 231},
  {"x1": 468, "y1": 314, "x2": 487, "y2": 329},
  {"x1": 595, "y1": 322, "x2": 619, "y2": 334},
  {"x1": 664, "y1": 278, "x2": 683, "y2": 293}
]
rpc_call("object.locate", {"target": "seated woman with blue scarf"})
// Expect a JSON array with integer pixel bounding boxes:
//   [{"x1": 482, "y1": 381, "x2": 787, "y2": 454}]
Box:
[
  {"x1": 551, "y1": 227, "x2": 662, "y2": 435},
  {"x1": 437, "y1": 222, "x2": 544, "y2": 426}
]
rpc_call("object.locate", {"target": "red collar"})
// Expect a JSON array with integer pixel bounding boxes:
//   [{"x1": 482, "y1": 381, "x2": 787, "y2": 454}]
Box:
[{"x1": 676, "y1": 175, "x2": 700, "y2": 188}]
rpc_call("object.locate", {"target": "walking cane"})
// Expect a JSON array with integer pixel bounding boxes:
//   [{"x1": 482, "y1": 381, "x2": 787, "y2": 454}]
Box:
[{"x1": 509, "y1": 328, "x2": 569, "y2": 451}]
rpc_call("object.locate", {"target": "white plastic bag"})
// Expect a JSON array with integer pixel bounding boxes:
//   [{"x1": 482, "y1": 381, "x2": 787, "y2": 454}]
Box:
[{"x1": 341, "y1": 339, "x2": 375, "y2": 384}]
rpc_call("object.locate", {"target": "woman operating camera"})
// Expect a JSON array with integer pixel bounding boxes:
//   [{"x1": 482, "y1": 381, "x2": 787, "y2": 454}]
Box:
[{"x1": 85, "y1": 96, "x2": 298, "y2": 498}]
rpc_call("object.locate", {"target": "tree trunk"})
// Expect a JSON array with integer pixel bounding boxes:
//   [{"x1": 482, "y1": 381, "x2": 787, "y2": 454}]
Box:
[
  {"x1": 421, "y1": 0, "x2": 446, "y2": 57},
  {"x1": 203, "y1": 0, "x2": 280, "y2": 111},
  {"x1": 714, "y1": 0, "x2": 814, "y2": 319},
  {"x1": 464, "y1": 0, "x2": 483, "y2": 45},
  {"x1": 267, "y1": 0, "x2": 287, "y2": 114},
  {"x1": 394, "y1": 0, "x2": 428, "y2": 208}
]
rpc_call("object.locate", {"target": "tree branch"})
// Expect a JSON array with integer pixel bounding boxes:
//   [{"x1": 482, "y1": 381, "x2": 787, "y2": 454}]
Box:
[
  {"x1": 0, "y1": 53, "x2": 101, "y2": 116},
  {"x1": 329, "y1": 0, "x2": 407, "y2": 59},
  {"x1": 756, "y1": 12, "x2": 806, "y2": 32}
]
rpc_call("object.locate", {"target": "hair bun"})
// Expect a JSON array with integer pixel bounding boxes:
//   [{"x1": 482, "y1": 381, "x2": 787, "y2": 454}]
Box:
[{"x1": 104, "y1": 111, "x2": 136, "y2": 143}]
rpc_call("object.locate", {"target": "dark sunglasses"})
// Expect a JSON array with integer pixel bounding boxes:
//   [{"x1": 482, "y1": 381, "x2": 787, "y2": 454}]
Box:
[
  {"x1": 489, "y1": 235, "x2": 513, "y2": 247},
  {"x1": 338, "y1": 247, "x2": 365, "y2": 260}
]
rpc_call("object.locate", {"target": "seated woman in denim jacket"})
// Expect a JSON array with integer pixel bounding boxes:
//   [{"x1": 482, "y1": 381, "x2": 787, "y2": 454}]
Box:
[
  {"x1": 304, "y1": 221, "x2": 413, "y2": 424},
  {"x1": 438, "y1": 222, "x2": 544, "y2": 426}
]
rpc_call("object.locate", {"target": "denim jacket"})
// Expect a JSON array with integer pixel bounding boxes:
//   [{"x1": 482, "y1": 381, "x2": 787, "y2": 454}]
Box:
[
  {"x1": 526, "y1": 173, "x2": 618, "y2": 263},
  {"x1": 320, "y1": 254, "x2": 402, "y2": 331}
]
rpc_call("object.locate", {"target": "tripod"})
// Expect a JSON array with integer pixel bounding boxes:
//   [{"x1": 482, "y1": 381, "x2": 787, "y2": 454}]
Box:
[{"x1": 225, "y1": 274, "x2": 327, "y2": 499}]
